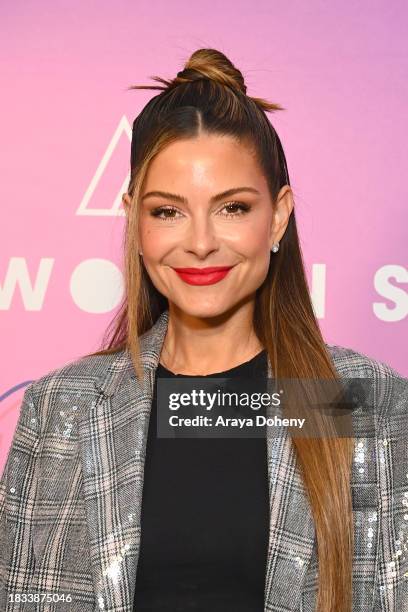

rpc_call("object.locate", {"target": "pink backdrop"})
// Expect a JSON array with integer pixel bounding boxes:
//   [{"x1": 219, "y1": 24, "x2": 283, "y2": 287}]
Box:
[{"x1": 1, "y1": 0, "x2": 407, "y2": 475}]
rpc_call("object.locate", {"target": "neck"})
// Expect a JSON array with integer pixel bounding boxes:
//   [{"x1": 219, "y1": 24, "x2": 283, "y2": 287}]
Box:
[{"x1": 160, "y1": 301, "x2": 264, "y2": 375}]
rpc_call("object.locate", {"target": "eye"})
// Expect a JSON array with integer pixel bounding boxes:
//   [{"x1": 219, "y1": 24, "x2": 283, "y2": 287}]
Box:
[
  {"x1": 150, "y1": 206, "x2": 183, "y2": 222},
  {"x1": 149, "y1": 201, "x2": 251, "y2": 222},
  {"x1": 219, "y1": 201, "x2": 251, "y2": 218}
]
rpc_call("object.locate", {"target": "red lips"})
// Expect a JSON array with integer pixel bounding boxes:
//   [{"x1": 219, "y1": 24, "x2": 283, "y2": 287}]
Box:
[
  {"x1": 173, "y1": 266, "x2": 233, "y2": 274},
  {"x1": 172, "y1": 266, "x2": 235, "y2": 286}
]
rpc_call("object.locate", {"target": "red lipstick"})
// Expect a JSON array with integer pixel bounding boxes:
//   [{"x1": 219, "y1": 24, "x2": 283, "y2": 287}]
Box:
[{"x1": 172, "y1": 266, "x2": 235, "y2": 286}]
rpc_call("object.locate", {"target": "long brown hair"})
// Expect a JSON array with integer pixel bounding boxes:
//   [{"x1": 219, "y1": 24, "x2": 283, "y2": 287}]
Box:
[{"x1": 88, "y1": 48, "x2": 354, "y2": 611}]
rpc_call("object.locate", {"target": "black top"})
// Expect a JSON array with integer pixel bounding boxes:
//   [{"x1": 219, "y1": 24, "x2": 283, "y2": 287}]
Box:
[{"x1": 133, "y1": 349, "x2": 269, "y2": 611}]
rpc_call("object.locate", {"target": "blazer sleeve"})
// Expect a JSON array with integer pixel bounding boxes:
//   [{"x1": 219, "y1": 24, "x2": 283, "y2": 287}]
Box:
[
  {"x1": 0, "y1": 383, "x2": 40, "y2": 611},
  {"x1": 375, "y1": 363, "x2": 408, "y2": 607}
]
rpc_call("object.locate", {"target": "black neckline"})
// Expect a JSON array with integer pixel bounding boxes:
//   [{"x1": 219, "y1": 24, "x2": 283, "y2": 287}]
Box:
[{"x1": 157, "y1": 348, "x2": 267, "y2": 378}]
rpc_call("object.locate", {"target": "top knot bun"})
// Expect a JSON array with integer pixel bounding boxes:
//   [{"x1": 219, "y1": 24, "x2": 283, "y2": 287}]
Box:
[
  {"x1": 175, "y1": 48, "x2": 248, "y2": 95},
  {"x1": 128, "y1": 48, "x2": 284, "y2": 114}
]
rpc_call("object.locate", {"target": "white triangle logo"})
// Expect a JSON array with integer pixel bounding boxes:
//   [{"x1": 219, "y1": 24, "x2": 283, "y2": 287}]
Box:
[{"x1": 76, "y1": 114, "x2": 131, "y2": 216}]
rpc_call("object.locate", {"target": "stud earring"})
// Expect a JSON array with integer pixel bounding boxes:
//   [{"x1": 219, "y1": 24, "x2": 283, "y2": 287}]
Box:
[
  {"x1": 139, "y1": 251, "x2": 143, "y2": 256},
  {"x1": 271, "y1": 242, "x2": 280, "y2": 253}
]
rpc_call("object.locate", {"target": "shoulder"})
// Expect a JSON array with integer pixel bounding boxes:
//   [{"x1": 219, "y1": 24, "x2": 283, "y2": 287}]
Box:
[
  {"x1": 24, "y1": 351, "x2": 123, "y2": 424},
  {"x1": 30, "y1": 351, "x2": 120, "y2": 393},
  {"x1": 324, "y1": 342, "x2": 404, "y2": 379},
  {"x1": 325, "y1": 342, "x2": 407, "y2": 427}
]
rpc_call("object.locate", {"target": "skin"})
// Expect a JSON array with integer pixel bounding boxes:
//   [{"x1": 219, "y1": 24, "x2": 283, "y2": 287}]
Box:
[{"x1": 123, "y1": 134, "x2": 294, "y2": 375}]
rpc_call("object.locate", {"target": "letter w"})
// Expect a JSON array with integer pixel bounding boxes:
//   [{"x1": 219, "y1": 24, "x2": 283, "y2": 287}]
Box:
[{"x1": 0, "y1": 257, "x2": 54, "y2": 310}]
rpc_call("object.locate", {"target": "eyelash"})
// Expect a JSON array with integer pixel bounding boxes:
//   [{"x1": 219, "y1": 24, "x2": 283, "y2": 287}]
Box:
[{"x1": 150, "y1": 201, "x2": 251, "y2": 222}]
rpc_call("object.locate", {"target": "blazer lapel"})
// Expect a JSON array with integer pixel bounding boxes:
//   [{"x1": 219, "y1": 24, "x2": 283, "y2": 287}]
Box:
[
  {"x1": 78, "y1": 311, "x2": 169, "y2": 612},
  {"x1": 79, "y1": 308, "x2": 316, "y2": 612},
  {"x1": 264, "y1": 356, "x2": 316, "y2": 610}
]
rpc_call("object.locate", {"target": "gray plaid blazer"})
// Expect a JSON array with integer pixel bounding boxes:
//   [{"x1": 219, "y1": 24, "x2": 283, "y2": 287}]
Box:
[{"x1": 1, "y1": 309, "x2": 407, "y2": 611}]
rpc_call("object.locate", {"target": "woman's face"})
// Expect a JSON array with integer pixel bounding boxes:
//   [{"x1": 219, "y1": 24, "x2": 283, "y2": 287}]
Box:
[{"x1": 135, "y1": 134, "x2": 293, "y2": 319}]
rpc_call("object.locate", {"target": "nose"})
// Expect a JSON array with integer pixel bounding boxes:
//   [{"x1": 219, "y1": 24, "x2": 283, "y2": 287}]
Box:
[{"x1": 182, "y1": 212, "x2": 219, "y2": 258}]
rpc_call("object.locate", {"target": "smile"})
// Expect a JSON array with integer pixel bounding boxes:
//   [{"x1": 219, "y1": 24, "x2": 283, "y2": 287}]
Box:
[{"x1": 172, "y1": 266, "x2": 235, "y2": 286}]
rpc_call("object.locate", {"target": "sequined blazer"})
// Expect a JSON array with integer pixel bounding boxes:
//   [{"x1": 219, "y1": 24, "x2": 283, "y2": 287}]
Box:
[{"x1": 1, "y1": 309, "x2": 407, "y2": 612}]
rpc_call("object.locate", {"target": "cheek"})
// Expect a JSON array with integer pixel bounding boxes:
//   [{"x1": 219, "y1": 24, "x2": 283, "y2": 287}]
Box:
[
  {"x1": 248, "y1": 239, "x2": 268, "y2": 256},
  {"x1": 232, "y1": 218, "x2": 270, "y2": 247},
  {"x1": 244, "y1": 254, "x2": 271, "y2": 283},
  {"x1": 140, "y1": 217, "x2": 270, "y2": 259},
  {"x1": 140, "y1": 225, "x2": 178, "y2": 256},
  {"x1": 234, "y1": 228, "x2": 270, "y2": 259}
]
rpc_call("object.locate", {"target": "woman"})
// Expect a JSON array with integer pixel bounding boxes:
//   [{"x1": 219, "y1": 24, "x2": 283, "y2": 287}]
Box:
[{"x1": 1, "y1": 48, "x2": 407, "y2": 612}]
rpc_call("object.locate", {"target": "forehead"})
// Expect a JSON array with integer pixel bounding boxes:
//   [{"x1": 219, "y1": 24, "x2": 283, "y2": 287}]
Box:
[{"x1": 143, "y1": 134, "x2": 263, "y2": 186}]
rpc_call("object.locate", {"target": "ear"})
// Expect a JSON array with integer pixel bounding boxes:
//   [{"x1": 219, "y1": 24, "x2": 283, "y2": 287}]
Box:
[
  {"x1": 269, "y1": 185, "x2": 294, "y2": 249},
  {"x1": 122, "y1": 192, "x2": 131, "y2": 210}
]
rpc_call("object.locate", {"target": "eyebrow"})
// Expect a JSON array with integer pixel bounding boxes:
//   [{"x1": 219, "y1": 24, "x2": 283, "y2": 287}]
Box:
[{"x1": 141, "y1": 186, "x2": 260, "y2": 205}]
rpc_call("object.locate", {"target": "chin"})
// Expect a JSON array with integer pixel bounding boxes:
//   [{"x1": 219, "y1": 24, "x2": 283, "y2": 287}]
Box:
[{"x1": 172, "y1": 298, "x2": 233, "y2": 320}]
